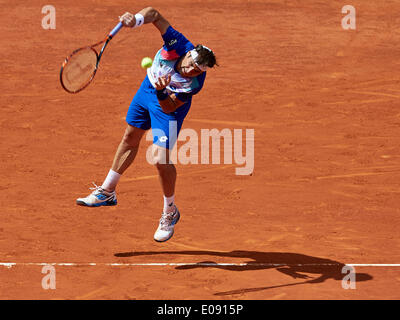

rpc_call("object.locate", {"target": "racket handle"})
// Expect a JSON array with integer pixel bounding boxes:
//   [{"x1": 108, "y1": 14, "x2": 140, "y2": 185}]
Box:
[{"x1": 109, "y1": 22, "x2": 123, "y2": 38}]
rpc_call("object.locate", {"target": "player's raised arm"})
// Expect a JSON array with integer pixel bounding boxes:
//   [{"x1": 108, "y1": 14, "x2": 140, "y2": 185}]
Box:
[{"x1": 119, "y1": 7, "x2": 170, "y2": 35}]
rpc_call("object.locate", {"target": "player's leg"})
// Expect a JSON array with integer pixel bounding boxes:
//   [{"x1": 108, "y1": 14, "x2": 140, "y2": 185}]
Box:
[
  {"x1": 149, "y1": 104, "x2": 191, "y2": 242},
  {"x1": 76, "y1": 78, "x2": 152, "y2": 207},
  {"x1": 110, "y1": 124, "x2": 146, "y2": 176},
  {"x1": 76, "y1": 125, "x2": 146, "y2": 207},
  {"x1": 152, "y1": 144, "x2": 180, "y2": 242},
  {"x1": 154, "y1": 149, "x2": 176, "y2": 197},
  {"x1": 99, "y1": 124, "x2": 146, "y2": 192}
]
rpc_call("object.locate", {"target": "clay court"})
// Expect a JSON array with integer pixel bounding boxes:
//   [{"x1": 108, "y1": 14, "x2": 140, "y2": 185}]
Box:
[{"x1": 0, "y1": 0, "x2": 399, "y2": 299}]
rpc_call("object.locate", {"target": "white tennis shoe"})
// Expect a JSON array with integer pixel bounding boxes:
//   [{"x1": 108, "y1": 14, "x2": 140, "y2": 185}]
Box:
[
  {"x1": 154, "y1": 205, "x2": 180, "y2": 242},
  {"x1": 76, "y1": 183, "x2": 117, "y2": 207}
]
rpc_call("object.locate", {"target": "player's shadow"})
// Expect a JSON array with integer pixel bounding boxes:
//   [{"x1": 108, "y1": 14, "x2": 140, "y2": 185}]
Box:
[{"x1": 114, "y1": 250, "x2": 373, "y2": 296}]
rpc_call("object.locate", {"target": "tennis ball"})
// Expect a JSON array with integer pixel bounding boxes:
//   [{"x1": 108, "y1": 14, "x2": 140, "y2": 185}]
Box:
[{"x1": 141, "y1": 57, "x2": 153, "y2": 69}]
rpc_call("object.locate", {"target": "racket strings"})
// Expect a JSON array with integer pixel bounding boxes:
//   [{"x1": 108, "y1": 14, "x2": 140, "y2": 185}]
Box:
[{"x1": 61, "y1": 48, "x2": 98, "y2": 93}]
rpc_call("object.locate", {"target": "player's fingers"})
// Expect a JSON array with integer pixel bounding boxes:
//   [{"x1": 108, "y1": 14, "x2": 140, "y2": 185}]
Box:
[
  {"x1": 157, "y1": 77, "x2": 165, "y2": 86},
  {"x1": 120, "y1": 17, "x2": 128, "y2": 26},
  {"x1": 154, "y1": 79, "x2": 163, "y2": 89},
  {"x1": 120, "y1": 12, "x2": 135, "y2": 27},
  {"x1": 125, "y1": 18, "x2": 133, "y2": 26},
  {"x1": 163, "y1": 77, "x2": 170, "y2": 87}
]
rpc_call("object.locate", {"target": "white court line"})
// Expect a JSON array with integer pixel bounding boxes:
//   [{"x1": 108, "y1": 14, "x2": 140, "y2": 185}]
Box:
[{"x1": 0, "y1": 262, "x2": 400, "y2": 269}]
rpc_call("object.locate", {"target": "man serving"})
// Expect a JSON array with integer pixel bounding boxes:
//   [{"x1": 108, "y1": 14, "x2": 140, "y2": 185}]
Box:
[{"x1": 76, "y1": 7, "x2": 218, "y2": 242}]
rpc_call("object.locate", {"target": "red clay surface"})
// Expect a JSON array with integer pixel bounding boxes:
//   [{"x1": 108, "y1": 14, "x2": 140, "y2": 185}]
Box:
[{"x1": 0, "y1": 0, "x2": 399, "y2": 299}]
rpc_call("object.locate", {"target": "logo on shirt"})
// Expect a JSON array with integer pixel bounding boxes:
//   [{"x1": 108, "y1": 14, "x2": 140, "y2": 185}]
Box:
[{"x1": 168, "y1": 39, "x2": 177, "y2": 46}]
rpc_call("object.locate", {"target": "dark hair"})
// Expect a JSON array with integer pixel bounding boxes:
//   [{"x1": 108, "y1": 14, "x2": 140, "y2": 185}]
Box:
[{"x1": 194, "y1": 44, "x2": 218, "y2": 68}]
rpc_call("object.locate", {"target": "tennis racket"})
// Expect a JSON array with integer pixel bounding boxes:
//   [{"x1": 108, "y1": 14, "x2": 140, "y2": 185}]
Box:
[{"x1": 60, "y1": 22, "x2": 123, "y2": 94}]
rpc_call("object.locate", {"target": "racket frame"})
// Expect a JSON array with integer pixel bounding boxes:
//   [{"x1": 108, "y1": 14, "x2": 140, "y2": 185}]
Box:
[{"x1": 60, "y1": 22, "x2": 122, "y2": 94}]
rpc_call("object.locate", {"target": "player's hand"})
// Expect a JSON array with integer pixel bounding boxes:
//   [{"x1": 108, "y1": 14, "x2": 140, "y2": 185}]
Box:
[
  {"x1": 119, "y1": 12, "x2": 136, "y2": 28},
  {"x1": 155, "y1": 75, "x2": 172, "y2": 90}
]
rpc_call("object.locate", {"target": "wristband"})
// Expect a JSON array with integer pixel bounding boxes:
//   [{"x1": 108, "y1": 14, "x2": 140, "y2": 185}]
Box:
[
  {"x1": 156, "y1": 89, "x2": 169, "y2": 100},
  {"x1": 134, "y1": 13, "x2": 144, "y2": 28}
]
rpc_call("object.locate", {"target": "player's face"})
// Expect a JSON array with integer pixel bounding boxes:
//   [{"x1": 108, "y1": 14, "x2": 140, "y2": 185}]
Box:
[{"x1": 179, "y1": 51, "x2": 203, "y2": 77}]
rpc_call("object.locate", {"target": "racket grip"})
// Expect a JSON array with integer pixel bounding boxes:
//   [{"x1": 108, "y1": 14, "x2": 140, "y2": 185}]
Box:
[{"x1": 109, "y1": 22, "x2": 123, "y2": 38}]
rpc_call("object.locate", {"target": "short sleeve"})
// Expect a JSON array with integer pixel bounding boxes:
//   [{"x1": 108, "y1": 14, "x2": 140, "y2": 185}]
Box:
[{"x1": 161, "y1": 26, "x2": 194, "y2": 60}]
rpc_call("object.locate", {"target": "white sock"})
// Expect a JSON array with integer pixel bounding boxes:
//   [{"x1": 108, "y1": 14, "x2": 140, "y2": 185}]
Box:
[
  {"x1": 101, "y1": 169, "x2": 121, "y2": 192},
  {"x1": 163, "y1": 195, "x2": 175, "y2": 213}
]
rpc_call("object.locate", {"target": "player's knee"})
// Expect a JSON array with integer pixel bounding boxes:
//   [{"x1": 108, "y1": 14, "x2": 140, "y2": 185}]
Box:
[
  {"x1": 155, "y1": 162, "x2": 175, "y2": 176},
  {"x1": 152, "y1": 149, "x2": 168, "y2": 166},
  {"x1": 155, "y1": 161, "x2": 168, "y2": 171},
  {"x1": 122, "y1": 126, "x2": 144, "y2": 147},
  {"x1": 151, "y1": 145, "x2": 172, "y2": 168}
]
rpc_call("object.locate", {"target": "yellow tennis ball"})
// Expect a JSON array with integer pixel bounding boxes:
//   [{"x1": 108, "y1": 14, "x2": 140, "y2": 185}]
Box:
[{"x1": 141, "y1": 57, "x2": 153, "y2": 69}]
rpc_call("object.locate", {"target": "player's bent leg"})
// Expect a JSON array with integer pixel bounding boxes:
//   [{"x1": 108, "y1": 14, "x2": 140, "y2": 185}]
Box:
[
  {"x1": 152, "y1": 144, "x2": 180, "y2": 242},
  {"x1": 111, "y1": 124, "x2": 146, "y2": 175},
  {"x1": 76, "y1": 125, "x2": 146, "y2": 207}
]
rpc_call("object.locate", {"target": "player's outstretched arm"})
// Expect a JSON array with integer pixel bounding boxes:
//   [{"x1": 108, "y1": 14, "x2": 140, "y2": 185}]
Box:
[{"x1": 119, "y1": 7, "x2": 170, "y2": 35}]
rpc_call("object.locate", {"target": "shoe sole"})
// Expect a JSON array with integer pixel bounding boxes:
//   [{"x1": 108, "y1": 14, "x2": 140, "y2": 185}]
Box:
[
  {"x1": 154, "y1": 230, "x2": 175, "y2": 243},
  {"x1": 154, "y1": 211, "x2": 180, "y2": 242},
  {"x1": 76, "y1": 200, "x2": 117, "y2": 207}
]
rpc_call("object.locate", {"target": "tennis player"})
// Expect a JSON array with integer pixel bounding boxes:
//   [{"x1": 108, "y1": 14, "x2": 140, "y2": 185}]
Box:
[{"x1": 76, "y1": 7, "x2": 218, "y2": 242}]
